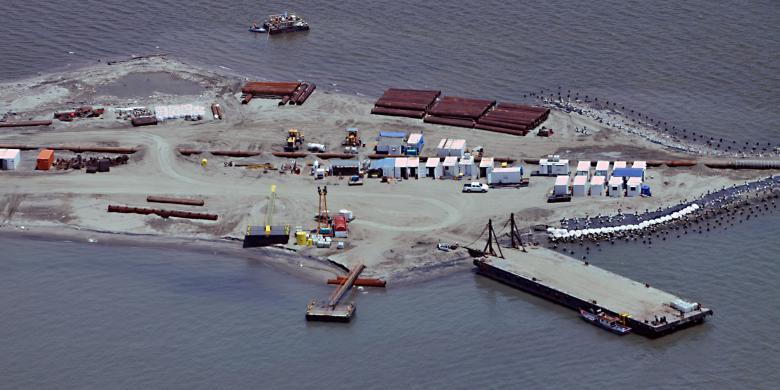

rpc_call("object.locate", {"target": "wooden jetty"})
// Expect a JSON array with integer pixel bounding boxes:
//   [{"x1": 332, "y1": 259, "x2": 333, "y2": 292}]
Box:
[{"x1": 306, "y1": 263, "x2": 365, "y2": 322}]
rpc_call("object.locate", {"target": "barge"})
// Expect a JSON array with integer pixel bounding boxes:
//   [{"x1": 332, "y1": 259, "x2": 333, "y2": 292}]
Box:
[
  {"x1": 243, "y1": 225, "x2": 290, "y2": 248},
  {"x1": 474, "y1": 249, "x2": 713, "y2": 337}
]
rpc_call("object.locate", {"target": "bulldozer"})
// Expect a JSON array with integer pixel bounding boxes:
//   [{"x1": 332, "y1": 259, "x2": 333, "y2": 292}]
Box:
[
  {"x1": 342, "y1": 127, "x2": 361, "y2": 147},
  {"x1": 285, "y1": 128, "x2": 305, "y2": 151}
]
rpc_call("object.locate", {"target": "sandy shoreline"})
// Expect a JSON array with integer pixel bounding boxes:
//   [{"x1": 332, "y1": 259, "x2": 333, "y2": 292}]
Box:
[{"x1": 1, "y1": 55, "x2": 776, "y2": 281}]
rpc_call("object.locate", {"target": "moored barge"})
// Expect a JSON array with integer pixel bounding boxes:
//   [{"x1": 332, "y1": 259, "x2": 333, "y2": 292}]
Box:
[{"x1": 474, "y1": 249, "x2": 713, "y2": 338}]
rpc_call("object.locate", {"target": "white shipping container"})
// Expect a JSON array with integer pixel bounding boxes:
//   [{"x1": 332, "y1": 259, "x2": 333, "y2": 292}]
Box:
[{"x1": 488, "y1": 167, "x2": 523, "y2": 185}]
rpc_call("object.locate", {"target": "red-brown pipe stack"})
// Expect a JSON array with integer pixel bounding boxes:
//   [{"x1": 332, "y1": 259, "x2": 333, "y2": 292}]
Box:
[
  {"x1": 371, "y1": 88, "x2": 441, "y2": 118},
  {"x1": 475, "y1": 103, "x2": 550, "y2": 136},
  {"x1": 427, "y1": 96, "x2": 495, "y2": 120},
  {"x1": 369, "y1": 87, "x2": 550, "y2": 136},
  {"x1": 240, "y1": 81, "x2": 303, "y2": 105},
  {"x1": 107, "y1": 205, "x2": 218, "y2": 221},
  {"x1": 294, "y1": 82, "x2": 316, "y2": 105},
  {"x1": 146, "y1": 196, "x2": 205, "y2": 207}
]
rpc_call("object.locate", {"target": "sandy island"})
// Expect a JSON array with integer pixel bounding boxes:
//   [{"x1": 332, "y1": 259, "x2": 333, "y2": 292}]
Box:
[{"x1": 0, "y1": 56, "x2": 775, "y2": 281}]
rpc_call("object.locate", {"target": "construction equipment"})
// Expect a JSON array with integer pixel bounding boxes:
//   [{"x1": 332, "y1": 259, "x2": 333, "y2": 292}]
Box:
[
  {"x1": 316, "y1": 186, "x2": 332, "y2": 236},
  {"x1": 342, "y1": 127, "x2": 361, "y2": 147},
  {"x1": 285, "y1": 128, "x2": 305, "y2": 151},
  {"x1": 243, "y1": 185, "x2": 291, "y2": 248}
]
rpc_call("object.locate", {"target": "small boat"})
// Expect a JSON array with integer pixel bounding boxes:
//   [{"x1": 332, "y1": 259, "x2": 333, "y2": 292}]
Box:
[
  {"x1": 249, "y1": 23, "x2": 267, "y2": 33},
  {"x1": 261, "y1": 12, "x2": 310, "y2": 35},
  {"x1": 579, "y1": 308, "x2": 631, "y2": 335}
]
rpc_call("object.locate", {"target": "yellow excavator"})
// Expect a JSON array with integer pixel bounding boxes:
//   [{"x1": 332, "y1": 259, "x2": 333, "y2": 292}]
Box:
[
  {"x1": 342, "y1": 127, "x2": 361, "y2": 147},
  {"x1": 285, "y1": 128, "x2": 305, "y2": 151}
]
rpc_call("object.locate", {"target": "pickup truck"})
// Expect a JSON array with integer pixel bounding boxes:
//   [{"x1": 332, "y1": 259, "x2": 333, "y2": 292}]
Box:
[
  {"x1": 348, "y1": 175, "x2": 364, "y2": 186},
  {"x1": 462, "y1": 182, "x2": 488, "y2": 193}
]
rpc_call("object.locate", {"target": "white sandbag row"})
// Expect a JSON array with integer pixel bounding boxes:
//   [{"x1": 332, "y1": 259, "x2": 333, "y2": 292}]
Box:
[
  {"x1": 154, "y1": 104, "x2": 206, "y2": 121},
  {"x1": 548, "y1": 203, "x2": 700, "y2": 240}
]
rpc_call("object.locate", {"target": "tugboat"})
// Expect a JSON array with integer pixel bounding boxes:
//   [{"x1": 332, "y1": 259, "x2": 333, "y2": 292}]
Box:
[
  {"x1": 579, "y1": 308, "x2": 632, "y2": 335},
  {"x1": 249, "y1": 12, "x2": 309, "y2": 35}
]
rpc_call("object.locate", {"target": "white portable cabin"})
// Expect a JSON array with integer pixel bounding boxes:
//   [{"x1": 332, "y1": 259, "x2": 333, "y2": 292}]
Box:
[
  {"x1": 394, "y1": 157, "x2": 409, "y2": 179},
  {"x1": 576, "y1": 161, "x2": 591, "y2": 178},
  {"x1": 0, "y1": 149, "x2": 21, "y2": 170},
  {"x1": 595, "y1": 160, "x2": 610, "y2": 177},
  {"x1": 458, "y1": 154, "x2": 476, "y2": 178},
  {"x1": 539, "y1": 155, "x2": 570, "y2": 176},
  {"x1": 488, "y1": 167, "x2": 523, "y2": 185},
  {"x1": 479, "y1": 157, "x2": 494, "y2": 178},
  {"x1": 407, "y1": 157, "x2": 420, "y2": 178},
  {"x1": 590, "y1": 175, "x2": 605, "y2": 196},
  {"x1": 406, "y1": 133, "x2": 424, "y2": 155},
  {"x1": 613, "y1": 161, "x2": 626, "y2": 170},
  {"x1": 442, "y1": 156, "x2": 460, "y2": 178},
  {"x1": 632, "y1": 160, "x2": 647, "y2": 180},
  {"x1": 572, "y1": 175, "x2": 588, "y2": 197},
  {"x1": 436, "y1": 138, "x2": 466, "y2": 158},
  {"x1": 554, "y1": 175, "x2": 570, "y2": 196},
  {"x1": 626, "y1": 177, "x2": 642, "y2": 197},
  {"x1": 422, "y1": 157, "x2": 442, "y2": 178},
  {"x1": 608, "y1": 176, "x2": 623, "y2": 197}
]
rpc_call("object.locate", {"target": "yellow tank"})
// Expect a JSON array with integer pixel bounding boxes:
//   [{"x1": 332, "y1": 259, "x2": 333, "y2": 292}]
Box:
[{"x1": 296, "y1": 231, "x2": 308, "y2": 245}]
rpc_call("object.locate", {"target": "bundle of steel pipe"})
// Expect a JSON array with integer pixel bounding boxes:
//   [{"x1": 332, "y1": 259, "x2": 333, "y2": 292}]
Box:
[
  {"x1": 315, "y1": 153, "x2": 356, "y2": 159},
  {"x1": 423, "y1": 115, "x2": 475, "y2": 128},
  {"x1": 428, "y1": 96, "x2": 495, "y2": 120},
  {"x1": 177, "y1": 148, "x2": 203, "y2": 156},
  {"x1": 476, "y1": 102, "x2": 549, "y2": 133},
  {"x1": 296, "y1": 83, "x2": 316, "y2": 105},
  {"x1": 367, "y1": 153, "x2": 407, "y2": 159},
  {"x1": 375, "y1": 88, "x2": 440, "y2": 110},
  {"x1": 209, "y1": 150, "x2": 261, "y2": 157},
  {"x1": 370, "y1": 106, "x2": 426, "y2": 118},
  {"x1": 107, "y1": 205, "x2": 218, "y2": 221},
  {"x1": 371, "y1": 88, "x2": 440, "y2": 118},
  {"x1": 241, "y1": 82, "x2": 301, "y2": 96},
  {"x1": 0, "y1": 120, "x2": 53, "y2": 128},
  {"x1": 475, "y1": 119, "x2": 529, "y2": 131},
  {"x1": 666, "y1": 160, "x2": 697, "y2": 167},
  {"x1": 474, "y1": 123, "x2": 528, "y2": 136},
  {"x1": 272, "y1": 151, "x2": 309, "y2": 158},
  {"x1": 327, "y1": 276, "x2": 386, "y2": 287},
  {"x1": 146, "y1": 196, "x2": 205, "y2": 206}
]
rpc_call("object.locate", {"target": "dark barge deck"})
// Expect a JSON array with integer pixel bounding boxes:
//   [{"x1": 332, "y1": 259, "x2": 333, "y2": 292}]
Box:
[{"x1": 474, "y1": 249, "x2": 713, "y2": 337}]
